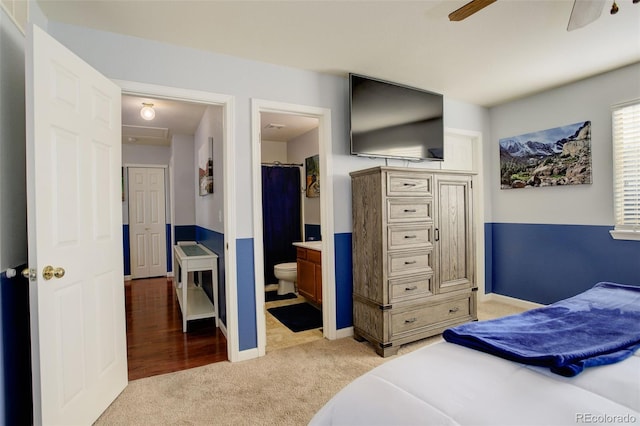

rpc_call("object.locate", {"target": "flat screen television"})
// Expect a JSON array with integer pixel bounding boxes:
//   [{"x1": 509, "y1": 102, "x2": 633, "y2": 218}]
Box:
[{"x1": 349, "y1": 73, "x2": 444, "y2": 161}]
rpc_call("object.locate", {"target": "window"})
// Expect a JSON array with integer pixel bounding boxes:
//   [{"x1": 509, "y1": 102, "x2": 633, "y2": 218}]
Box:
[{"x1": 611, "y1": 99, "x2": 640, "y2": 241}]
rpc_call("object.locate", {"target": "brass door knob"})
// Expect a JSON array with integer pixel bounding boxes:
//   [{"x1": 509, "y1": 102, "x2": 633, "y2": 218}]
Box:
[
  {"x1": 42, "y1": 266, "x2": 65, "y2": 280},
  {"x1": 54, "y1": 267, "x2": 65, "y2": 279},
  {"x1": 22, "y1": 268, "x2": 34, "y2": 280}
]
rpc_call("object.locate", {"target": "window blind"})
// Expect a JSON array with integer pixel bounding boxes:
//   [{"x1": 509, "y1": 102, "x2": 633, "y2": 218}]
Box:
[{"x1": 612, "y1": 99, "x2": 640, "y2": 235}]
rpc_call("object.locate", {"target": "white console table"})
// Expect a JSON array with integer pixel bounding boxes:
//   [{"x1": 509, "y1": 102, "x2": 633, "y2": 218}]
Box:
[{"x1": 173, "y1": 243, "x2": 218, "y2": 332}]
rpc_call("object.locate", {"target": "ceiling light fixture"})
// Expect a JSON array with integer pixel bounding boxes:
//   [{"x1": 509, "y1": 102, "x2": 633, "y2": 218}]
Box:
[{"x1": 140, "y1": 103, "x2": 155, "y2": 121}]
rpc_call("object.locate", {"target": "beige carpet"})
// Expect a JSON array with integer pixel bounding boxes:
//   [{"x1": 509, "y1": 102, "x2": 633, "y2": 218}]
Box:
[{"x1": 95, "y1": 299, "x2": 527, "y2": 426}]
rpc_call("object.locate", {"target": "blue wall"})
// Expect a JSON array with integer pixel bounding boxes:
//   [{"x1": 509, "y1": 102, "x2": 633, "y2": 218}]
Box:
[
  {"x1": 175, "y1": 225, "x2": 196, "y2": 242},
  {"x1": 236, "y1": 239, "x2": 257, "y2": 351},
  {"x1": 0, "y1": 267, "x2": 32, "y2": 425},
  {"x1": 194, "y1": 226, "x2": 226, "y2": 326},
  {"x1": 165, "y1": 225, "x2": 172, "y2": 273},
  {"x1": 486, "y1": 223, "x2": 640, "y2": 304},
  {"x1": 334, "y1": 233, "x2": 353, "y2": 329},
  {"x1": 122, "y1": 225, "x2": 130, "y2": 276}
]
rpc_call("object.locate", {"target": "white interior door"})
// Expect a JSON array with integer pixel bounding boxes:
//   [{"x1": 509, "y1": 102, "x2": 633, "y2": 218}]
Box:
[
  {"x1": 128, "y1": 167, "x2": 167, "y2": 278},
  {"x1": 26, "y1": 25, "x2": 127, "y2": 425}
]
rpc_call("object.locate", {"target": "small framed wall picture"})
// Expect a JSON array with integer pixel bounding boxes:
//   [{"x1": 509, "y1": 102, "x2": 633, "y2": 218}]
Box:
[
  {"x1": 199, "y1": 137, "x2": 214, "y2": 195},
  {"x1": 305, "y1": 155, "x2": 320, "y2": 198}
]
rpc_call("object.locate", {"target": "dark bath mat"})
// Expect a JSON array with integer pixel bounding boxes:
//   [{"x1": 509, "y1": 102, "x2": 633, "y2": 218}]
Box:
[
  {"x1": 267, "y1": 302, "x2": 322, "y2": 332},
  {"x1": 265, "y1": 290, "x2": 297, "y2": 302}
]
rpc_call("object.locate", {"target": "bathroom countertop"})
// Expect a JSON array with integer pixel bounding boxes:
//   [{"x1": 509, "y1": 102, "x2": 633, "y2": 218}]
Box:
[{"x1": 292, "y1": 241, "x2": 322, "y2": 252}]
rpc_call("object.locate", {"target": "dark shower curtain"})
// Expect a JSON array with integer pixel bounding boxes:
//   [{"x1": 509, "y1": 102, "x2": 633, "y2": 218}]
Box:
[{"x1": 262, "y1": 166, "x2": 302, "y2": 285}]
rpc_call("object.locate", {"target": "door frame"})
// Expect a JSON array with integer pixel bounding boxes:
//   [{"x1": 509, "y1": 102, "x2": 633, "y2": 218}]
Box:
[
  {"x1": 124, "y1": 164, "x2": 168, "y2": 280},
  {"x1": 251, "y1": 99, "x2": 336, "y2": 356},
  {"x1": 115, "y1": 80, "x2": 240, "y2": 361}
]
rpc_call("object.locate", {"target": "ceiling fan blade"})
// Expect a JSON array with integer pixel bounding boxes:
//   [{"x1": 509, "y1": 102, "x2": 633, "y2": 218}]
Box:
[
  {"x1": 448, "y1": 0, "x2": 497, "y2": 21},
  {"x1": 567, "y1": 0, "x2": 606, "y2": 31}
]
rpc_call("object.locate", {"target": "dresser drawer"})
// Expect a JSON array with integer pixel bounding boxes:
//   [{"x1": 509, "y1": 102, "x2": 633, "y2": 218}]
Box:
[
  {"x1": 388, "y1": 250, "x2": 432, "y2": 277},
  {"x1": 391, "y1": 296, "x2": 471, "y2": 335},
  {"x1": 387, "y1": 198, "x2": 432, "y2": 223},
  {"x1": 389, "y1": 274, "x2": 433, "y2": 302},
  {"x1": 387, "y1": 172, "x2": 432, "y2": 197},
  {"x1": 388, "y1": 224, "x2": 432, "y2": 250}
]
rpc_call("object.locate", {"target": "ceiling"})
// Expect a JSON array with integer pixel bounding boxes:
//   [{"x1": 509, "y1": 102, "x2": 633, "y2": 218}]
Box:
[
  {"x1": 260, "y1": 112, "x2": 319, "y2": 142},
  {"x1": 38, "y1": 0, "x2": 640, "y2": 143},
  {"x1": 121, "y1": 95, "x2": 208, "y2": 145},
  {"x1": 122, "y1": 94, "x2": 318, "y2": 145}
]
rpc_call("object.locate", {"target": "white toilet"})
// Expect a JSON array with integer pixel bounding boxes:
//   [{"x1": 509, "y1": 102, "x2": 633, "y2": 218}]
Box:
[{"x1": 274, "y1": 262, "x2": 297, "y2": 295}]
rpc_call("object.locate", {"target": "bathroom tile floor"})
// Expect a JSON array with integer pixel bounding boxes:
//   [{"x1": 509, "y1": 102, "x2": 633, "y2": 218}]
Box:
[{"x1": 265, "y1": 284, "x2": 323, "y2": 352}]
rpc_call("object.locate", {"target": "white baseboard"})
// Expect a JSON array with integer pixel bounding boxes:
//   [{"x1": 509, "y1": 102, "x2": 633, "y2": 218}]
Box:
[
  {"x1": 218, "y1": 321, "x2": 228, "y2": 338},
  {"x1": 480, "y1": 292, "x2": 544, "y2": 309},
  {"x1": 334, "y1": 326, "x2": 354, "y2": 340},
  {"x1": 166, "y1": 271, "x2": 174, "y2": 278},
  {"x1": 124, "y1": 275, "x2": 132, "y2": 281},
  {"x1": 233, "y1": 347, "x2": 260, "y2": 362}
]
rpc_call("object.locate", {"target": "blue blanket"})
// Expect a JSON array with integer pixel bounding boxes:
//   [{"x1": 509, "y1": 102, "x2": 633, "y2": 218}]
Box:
[{"x1": 443, "y1": 282, "x2": 640, "y2": 377}]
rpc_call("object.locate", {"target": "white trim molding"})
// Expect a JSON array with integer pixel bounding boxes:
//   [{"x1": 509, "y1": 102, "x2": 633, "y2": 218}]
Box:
[
  {"x1": 335, "y1": 326, "x2": 354, "y2": 340},
  {"x1": 609, "y1": 229, "x2": 640, "y2": 241}
]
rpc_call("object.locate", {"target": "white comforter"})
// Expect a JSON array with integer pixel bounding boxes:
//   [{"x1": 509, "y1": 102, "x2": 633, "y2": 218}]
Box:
[{"x1": 310, "y1": 341, "x2": 640, "y2": 425}]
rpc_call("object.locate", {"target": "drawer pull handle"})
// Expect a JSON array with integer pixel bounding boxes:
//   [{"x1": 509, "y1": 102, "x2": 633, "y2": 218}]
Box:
[
  {"x1": 449, "y1": 307, "x2": 460, "y2": 313},
  {"x1": 405, "y1": 286, "x2": 418, "y2": 291},
  {"x1": 404, "y1": 317, "x2": 417, "y2": 324},
  {"x1": 404, "y1": 235, "x2": 417, "y2": 239},
  {"x1": 404, "y1": 260, "x2": 417, "y2": 265},
  {"x1": 403, "y1": 209, "x2": 417, "y2": 213},
  {"x1": 403, "y1": 183, "x2": 416, "y2": 187}
]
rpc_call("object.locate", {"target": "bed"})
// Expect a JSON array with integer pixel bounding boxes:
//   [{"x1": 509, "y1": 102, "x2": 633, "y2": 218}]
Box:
[{"x1": 310, "y1": 282, "x2": 640, "y2": 425}]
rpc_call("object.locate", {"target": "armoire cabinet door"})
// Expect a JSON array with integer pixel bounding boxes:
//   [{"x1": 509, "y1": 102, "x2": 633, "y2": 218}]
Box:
[{"x1": 435, "y1": 175, "x2": 474, "y2": 294}]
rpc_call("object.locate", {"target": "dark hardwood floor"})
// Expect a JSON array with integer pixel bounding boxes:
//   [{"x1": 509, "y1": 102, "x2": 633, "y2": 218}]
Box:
[{"x1": 125, "y1": 277, "x2": 227, "y2": 381}]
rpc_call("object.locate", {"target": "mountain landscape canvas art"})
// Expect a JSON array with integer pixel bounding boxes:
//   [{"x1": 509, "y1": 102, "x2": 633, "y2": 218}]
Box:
[{"x1": 499, "y1": 121, "x2": 592, "y2": 189}]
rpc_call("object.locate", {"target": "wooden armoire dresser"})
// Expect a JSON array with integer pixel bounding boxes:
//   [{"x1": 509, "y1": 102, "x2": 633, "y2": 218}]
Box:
[{"x1": 350, "y1": 166, "x2": 477, "y2": 356}]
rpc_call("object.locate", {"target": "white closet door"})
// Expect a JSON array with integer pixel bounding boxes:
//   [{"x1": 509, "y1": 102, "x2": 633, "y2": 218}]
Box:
[{"x1": 128, "y1": 167, "x2": 167, "y2": 278}]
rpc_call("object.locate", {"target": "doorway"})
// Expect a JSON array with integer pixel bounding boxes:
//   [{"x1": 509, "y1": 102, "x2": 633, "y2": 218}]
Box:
[
  {"x1": 260, "y1": 112, "x2": 321, "y2": 351},
  {"x1": 117, "y1": 80, "x2": 239, "y2": 362},
  {"x1": 251, "y1": 99, "x2": 335, "y2": 357}
]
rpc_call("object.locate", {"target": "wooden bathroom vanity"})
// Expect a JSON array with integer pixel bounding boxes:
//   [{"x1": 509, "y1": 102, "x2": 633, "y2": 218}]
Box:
[{"x1": 293, "y1": 241, "x2": 322, "y2": 305}]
